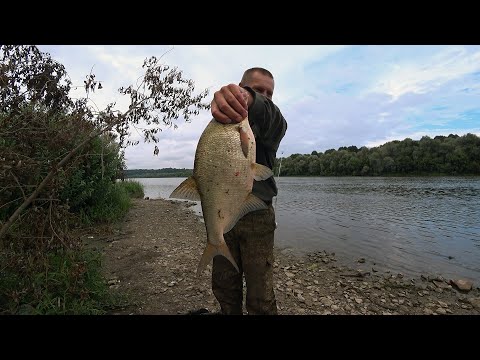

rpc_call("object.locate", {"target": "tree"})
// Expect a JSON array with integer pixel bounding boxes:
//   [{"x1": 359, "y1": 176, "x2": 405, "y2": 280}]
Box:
[{"x1": 0, "y1": 45, "x2": 211, "y2": 242}]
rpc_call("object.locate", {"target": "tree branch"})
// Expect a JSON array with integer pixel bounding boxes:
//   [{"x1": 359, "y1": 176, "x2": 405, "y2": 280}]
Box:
[
  {"x1": 10, "y1": 171, "x2": 27, "y2": 201},
  {"x1": 0, "y1": 122, "x2": 110, "y2": 242}
]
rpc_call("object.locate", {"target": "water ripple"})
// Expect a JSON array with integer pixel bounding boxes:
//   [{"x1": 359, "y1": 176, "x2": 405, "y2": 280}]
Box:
[
  {"x1": 274, "y1": 176, "x2": 480, "y2": 282},
  {"x1": 134, "y1": 176, "x2": 480, "y2": 282}
]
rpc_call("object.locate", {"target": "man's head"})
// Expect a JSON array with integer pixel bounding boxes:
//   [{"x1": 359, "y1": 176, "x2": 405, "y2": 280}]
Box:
[{"x1": 239, "y1": 67, "x2": 274, "y2": 100}]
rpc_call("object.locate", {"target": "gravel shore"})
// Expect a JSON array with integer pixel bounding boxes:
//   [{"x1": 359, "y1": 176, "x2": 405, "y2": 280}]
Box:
[{"x1": 89, "y1": 198, "x2": 480, "y2": 315}]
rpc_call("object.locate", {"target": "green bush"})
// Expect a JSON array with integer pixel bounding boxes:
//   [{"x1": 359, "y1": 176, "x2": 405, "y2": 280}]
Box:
[
  {"x1": 119, "y1": 180, "x2": 145, "y2": 199},
  {"x1": 60, "y1": 134, "x2": 125, "y2": 221},
  {"x1": 80, "y1": 182, "x2": 132, "y2": 224},
  {"x1": 76, "y1": 180, "x2": 145, "y2": 224},
  {"x1": 0, "y1": 106, "x2": 129, "y2": 314}
]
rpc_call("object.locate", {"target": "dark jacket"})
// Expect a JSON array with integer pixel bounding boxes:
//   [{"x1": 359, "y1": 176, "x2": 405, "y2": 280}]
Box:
[{"x1": 243, "y1": 86, "x2": 288, "y2": 204}]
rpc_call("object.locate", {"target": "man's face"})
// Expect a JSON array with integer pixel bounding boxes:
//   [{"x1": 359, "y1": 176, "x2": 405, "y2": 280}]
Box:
[{"x1": 241, "y1": 71, "x2": 274, "y2": 100}]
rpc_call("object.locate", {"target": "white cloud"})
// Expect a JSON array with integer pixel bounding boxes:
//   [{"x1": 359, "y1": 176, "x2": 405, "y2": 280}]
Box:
[{"x1": 370, "y1": 46, "x2": 480, "y2": 101}]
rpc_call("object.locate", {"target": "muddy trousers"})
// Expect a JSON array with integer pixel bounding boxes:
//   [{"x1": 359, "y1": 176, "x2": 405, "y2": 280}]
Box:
[{"x1": 212, "y1": 205, "x2": 278, "y2": 315}]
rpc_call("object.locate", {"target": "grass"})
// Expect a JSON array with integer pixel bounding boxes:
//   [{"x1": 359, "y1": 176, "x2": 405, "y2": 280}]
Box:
[
  {"x1": 80, "y1": 180, "x2": 145, "y2": 224},
  {"x1": 0, "y1": 248, "x2": 128, "y2": 315},
  {"x1": 118, "y1": 180, "x2": 145, "y2": 199}
]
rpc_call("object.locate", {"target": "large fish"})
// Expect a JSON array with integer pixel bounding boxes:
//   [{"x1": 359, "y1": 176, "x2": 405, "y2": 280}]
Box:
[{"x1": 169, "y1": 117, "x2": 273, "y2": 276}]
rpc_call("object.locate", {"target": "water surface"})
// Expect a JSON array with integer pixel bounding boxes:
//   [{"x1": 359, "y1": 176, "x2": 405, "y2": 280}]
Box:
[{"x1": 132, "y1": 176, "x2": 480, "y2": 282}]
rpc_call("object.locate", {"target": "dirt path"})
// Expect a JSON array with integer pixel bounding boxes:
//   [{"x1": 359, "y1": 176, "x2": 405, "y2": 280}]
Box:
[{"x1": 90, "y1": 198, "x2": 480, "y2": 315}]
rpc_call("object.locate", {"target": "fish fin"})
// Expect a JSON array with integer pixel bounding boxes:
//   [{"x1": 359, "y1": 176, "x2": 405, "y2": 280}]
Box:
[
  {"x1": 223, "y1": 193, "x2": 269, "y2": 234},
  {"x1": 196, "y1": 242, "x2": 239, "y2": 276},
  {"x1": 239, "y1": 124, "x2": 250, "y2": 158},
  {"x1": 169, "y1": 176, "x2": 201, "y2": 201},
  {"x1": 251, "y1": 163, "x2": 273, "y2": 181}
]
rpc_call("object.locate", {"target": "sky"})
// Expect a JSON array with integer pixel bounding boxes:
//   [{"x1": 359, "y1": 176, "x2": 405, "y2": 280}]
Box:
[{"x1": 38, "y1": 45, "x2": 480, "y2": 170}]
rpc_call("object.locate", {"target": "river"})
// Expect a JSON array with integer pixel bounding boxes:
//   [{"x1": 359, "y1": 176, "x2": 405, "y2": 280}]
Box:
[{"x1": 130, "y1": 176, "x2": 480, "y2": 282}]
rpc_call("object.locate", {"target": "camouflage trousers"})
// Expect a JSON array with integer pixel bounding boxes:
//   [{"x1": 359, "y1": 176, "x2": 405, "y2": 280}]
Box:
[{"x1": 212, "y1": 204, "x2": 278, "y2": 315}]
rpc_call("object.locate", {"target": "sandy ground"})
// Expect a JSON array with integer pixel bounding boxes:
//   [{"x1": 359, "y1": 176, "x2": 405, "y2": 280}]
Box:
[{"x1": 85, "y1": 198, "x2": 480, "y2": 315}]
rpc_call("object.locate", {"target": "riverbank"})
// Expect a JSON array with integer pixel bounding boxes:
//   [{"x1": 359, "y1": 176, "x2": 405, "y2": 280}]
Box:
[{"x1": 87, "y1": 198, "x2": 480, "y2": 315}]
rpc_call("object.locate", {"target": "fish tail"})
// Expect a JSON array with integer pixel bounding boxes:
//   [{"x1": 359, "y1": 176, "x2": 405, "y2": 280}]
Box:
[{"x1": 196, "y1": 241, "x2": 239, "y2": 276}]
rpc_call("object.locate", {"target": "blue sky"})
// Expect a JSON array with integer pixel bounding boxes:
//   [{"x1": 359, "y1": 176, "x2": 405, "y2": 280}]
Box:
[{"x1": 38, "y1": 45, "x2": 480, "y2": 169}]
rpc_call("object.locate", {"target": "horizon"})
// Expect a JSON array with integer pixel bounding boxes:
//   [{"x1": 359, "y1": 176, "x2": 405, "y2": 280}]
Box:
[{"x1": 123, "y1": 131, "x2": 476, "y2": 170}]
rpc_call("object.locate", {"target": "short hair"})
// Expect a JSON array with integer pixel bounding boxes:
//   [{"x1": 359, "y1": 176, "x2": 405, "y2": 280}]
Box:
[{"x1": 241, "y1": 67, "x2": 274, "y2": 84}]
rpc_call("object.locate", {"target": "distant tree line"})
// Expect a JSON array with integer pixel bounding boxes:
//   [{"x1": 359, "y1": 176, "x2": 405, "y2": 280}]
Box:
[
  {"x1": 272, "y1": 133, "x2": 480, "y2": 176},
  {"x1": 124, "y1": 168, "x2": 193, "y2": 178},
  {"x1": 128, "y1": 133, "x2": 479, "y2": 178}
]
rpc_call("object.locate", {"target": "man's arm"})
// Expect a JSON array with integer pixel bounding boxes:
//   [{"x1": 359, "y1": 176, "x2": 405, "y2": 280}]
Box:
[{"x1": 242, "y1": 86, "x2": 287, "y2": 151}]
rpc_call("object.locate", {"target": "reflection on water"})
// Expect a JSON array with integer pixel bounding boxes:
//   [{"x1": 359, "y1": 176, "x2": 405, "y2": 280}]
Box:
[{"x1": 131, "y1": 176, "x2": 480, "y2": 282}]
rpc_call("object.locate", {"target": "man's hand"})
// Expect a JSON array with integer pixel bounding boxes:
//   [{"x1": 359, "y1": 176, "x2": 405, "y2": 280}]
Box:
[{"x1": 211, "y1": 84, "x2": 252, "y2": 124}]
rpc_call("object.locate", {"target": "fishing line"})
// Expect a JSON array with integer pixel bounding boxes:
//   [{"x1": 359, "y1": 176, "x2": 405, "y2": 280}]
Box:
[{"x1": 274, "y1": 151, "x2": 284, "y2": 228}]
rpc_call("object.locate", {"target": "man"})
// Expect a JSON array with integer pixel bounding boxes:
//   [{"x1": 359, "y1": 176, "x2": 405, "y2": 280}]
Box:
[{"x1": 208, "y1": 67, "x2": 287, "y2": 315}]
